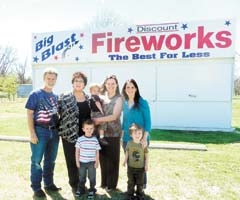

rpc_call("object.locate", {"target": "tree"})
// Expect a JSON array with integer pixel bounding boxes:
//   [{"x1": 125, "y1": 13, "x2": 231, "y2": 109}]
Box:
[
  {"x1": 15, "y1": 58, "x2": 26, "y2": 84},
  {"x1": 234, "y1": 78, "x2": 240, "y2": 96},
  {"x1": 15, "y1": 57, "x2": 32, "y2": 84},
  {"x1": 0, "y1": 75, "x2": 18, "y2": 100},
  {"x1": 0, "y1": 46, "x2": 18, "y2": 76},
  {"x1": 0, "y1": 76, "x2": 4, "y2": 92}
]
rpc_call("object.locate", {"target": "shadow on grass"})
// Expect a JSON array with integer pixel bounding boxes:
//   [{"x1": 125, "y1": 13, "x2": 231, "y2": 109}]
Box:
[
  {"x1": 151, "y1": 128, "x2": 240, "y2": 144},
  {"x1": 82, "y1": 188, "x2": 155, "y2": 200},
  {"x1": 34, "y1": 188, "x2": 155, "y2": 200},
  {"x1": 33, "y1": 191, "x2": 67, "y2": 200},
  {"x1": 99, "y1": 189, "x2": 154, "y2": 200}
]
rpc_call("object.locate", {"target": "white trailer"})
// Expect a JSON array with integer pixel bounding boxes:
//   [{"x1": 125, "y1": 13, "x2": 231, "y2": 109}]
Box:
[{"x1": 32, "y1": 19, "x2": 236, "y2": 131}]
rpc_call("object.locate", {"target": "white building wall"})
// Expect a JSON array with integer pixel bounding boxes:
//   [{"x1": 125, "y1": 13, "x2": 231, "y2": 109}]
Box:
[{"x1": 32, "y1": 58, "x2": 234, "y2": 131}]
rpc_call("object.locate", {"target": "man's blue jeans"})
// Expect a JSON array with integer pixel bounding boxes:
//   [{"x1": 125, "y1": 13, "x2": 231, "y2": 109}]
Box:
[{"x1": 30, "y1": 126, "x2": 59, "y2": 192}]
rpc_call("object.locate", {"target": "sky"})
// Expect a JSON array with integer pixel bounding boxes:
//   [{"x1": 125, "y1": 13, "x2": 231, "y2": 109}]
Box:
[{"x1": 0, "y1": 0, "x2": 239, "y2": 70}]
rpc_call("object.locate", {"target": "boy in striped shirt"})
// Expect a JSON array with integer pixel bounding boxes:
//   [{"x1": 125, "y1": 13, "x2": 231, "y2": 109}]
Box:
[{"x1": 75, "y1": 119, "x2": 101, "y2": 199}]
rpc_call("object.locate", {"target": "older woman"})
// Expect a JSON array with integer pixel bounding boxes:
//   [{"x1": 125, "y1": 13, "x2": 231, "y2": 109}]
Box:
[
  {"x1": 121, "y1": 78, "x2": 151, "y2": 188},
  {"x1": 93, "y1": 75, "x2": 122, "y2": 191},
  {"x1": 58, "y1": 72, "x2": 91, "y2": 194}
]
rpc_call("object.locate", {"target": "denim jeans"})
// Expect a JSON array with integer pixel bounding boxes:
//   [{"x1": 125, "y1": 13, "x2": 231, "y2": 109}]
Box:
[
  {"x1": 77, "y1": 161, "x2": 96, "y2": 193},
  {"x1": 30, "y1": 126, "x2": 59, "y2": 192}
]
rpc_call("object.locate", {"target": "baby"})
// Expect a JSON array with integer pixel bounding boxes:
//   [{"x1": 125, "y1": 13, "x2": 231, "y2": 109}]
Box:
[{"x1": 89, "y1": 83, "x2": 108, "y2": 146}]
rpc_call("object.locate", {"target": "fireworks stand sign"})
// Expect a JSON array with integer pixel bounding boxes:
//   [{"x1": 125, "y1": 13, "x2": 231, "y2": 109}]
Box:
[{"x1": 32, "y1": 19, "x2": 237, "y2": 131}]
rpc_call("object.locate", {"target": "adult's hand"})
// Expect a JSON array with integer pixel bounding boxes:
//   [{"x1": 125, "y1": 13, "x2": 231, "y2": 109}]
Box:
[
  {"x1": 141, "y1": 131, "x2": 149, "y2": 148},
  {"x1": 30, "y1": 132, "x2": 38, "y2": 144},
  {"x1": 141, "y1": 137, "x2": 148, "y2": 149},
  {"x1": 92, "y1": 118, "x2": 101, "y2": 125}
]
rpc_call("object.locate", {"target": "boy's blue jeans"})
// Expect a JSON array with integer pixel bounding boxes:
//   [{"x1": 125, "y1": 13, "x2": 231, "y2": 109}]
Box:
[
  {"x1": 77, "y1": 161, "x2": 96, "y2": 193},
  {"x1": 30, "y1": 126, "x2": 59, "y2": 192}
]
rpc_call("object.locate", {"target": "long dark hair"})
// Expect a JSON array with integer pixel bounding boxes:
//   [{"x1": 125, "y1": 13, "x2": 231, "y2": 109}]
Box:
[{"x1": 121, "y1": 79, "x2": 141, "y2": 108}]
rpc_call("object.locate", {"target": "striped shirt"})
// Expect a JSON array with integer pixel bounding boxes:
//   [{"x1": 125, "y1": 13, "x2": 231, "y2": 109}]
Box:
[{"x1": 75, "y1": 135, "x2": 101, "y2": 163}]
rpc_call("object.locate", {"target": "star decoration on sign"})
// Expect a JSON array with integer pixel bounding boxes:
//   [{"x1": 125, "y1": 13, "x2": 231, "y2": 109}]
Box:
[
  {"x1": 33, "y1": 56, "x2": 39, "y2": 63},
  {"x1": 54, "y1": 55, "x2": 58, "y2": 60},
  {"x1": 181, "y1": 24, "x2": 188, "y2": 30},
  {"x1": 79, "y1": 45, "x2": 84, "y2": 50},
  {"x1": 128, "y1": 27, "x2": 133, "y2": 33},
  {"x1": 80, "y1": 33, "x2": 84, "y2": 37},
  {"x1": 225, "y1": 20, "x2": 231, "y2": 26}
]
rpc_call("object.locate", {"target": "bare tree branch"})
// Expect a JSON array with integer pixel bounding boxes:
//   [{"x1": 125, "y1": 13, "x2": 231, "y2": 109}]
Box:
[
  {"x1": 15, "y1": 57, "x2": 27, "y2": 84},
  {"x1": 0, "y1": 46, "x2": 18, "y2": 76}
]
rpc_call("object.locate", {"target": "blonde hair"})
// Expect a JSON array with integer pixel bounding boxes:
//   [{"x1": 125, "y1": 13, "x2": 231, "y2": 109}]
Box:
[
  {"x1": 129, "y1": 123, "x2": 144, "y2": 136},
  {"x1": 89, "y1": 83, "x2": 101, "y2": 91},
  {"x1": 43, "y1": 67, "x2": 58, "y2": 78}
]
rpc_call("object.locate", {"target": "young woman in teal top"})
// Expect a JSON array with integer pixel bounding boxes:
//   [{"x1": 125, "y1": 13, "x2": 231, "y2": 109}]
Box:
[
  {"x1": 121, "y1": 79, "x2": 151, "y2": 148},
  {"x1": 121, "y1": 78, "x2": 151, "y2": 188}
]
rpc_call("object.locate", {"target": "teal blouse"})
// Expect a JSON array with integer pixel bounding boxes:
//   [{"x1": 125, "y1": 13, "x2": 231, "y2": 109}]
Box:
[{"x1": 122, "y1": 97, "x2": 151, "y2": 142}]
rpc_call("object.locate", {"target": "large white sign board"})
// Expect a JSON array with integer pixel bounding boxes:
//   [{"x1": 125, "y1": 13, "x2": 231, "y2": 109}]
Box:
[{"x1": 32, "y1": 19, "x2": 236, "y2": 131}]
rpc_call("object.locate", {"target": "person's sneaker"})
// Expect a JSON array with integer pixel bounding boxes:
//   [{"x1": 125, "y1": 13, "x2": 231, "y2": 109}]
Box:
[
  {"x1": 44, "y1": 184, "x2": 62, "y2": 192},
  {"x1": 75, "y1": 190, "x2": 82, "y2": 197},
  {"x1": 87, "y1": 191, "x2": 95, "y2": 199},
  {"x1": 99, "y1": 137, "x2": 109, "y2": 146},
  {"x1": 34, "y1": 189, "x2": 46, "y2": 198}
]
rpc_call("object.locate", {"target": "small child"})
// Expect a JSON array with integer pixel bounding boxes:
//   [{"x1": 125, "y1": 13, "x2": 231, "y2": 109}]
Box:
[
  {"x1": 123, "y1": 123, "x2": 149, "y2": 200},
  {"x1": 75, "y1": 119, "x2": 101, "y2": 199},
  {"x1": 89, "y1": 83, "x2": 108, "y2": 146}
]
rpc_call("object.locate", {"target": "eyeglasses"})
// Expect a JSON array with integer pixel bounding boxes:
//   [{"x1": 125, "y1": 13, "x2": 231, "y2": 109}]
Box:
[{"x1": 74, "y1": 79, "x2": 84, "y2": 83}]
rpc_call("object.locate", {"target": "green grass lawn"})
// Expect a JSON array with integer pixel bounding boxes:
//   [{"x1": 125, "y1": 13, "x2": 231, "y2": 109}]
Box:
[
  {"x1": 0, "y1": 98, "x2": 240, "y2": 199},
  {"x1": 1, "y1": 141, "x2": 240, "y2": 200},
  {"x1": 0, "y1": 98, "x2": 27, "y2": 136}
]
